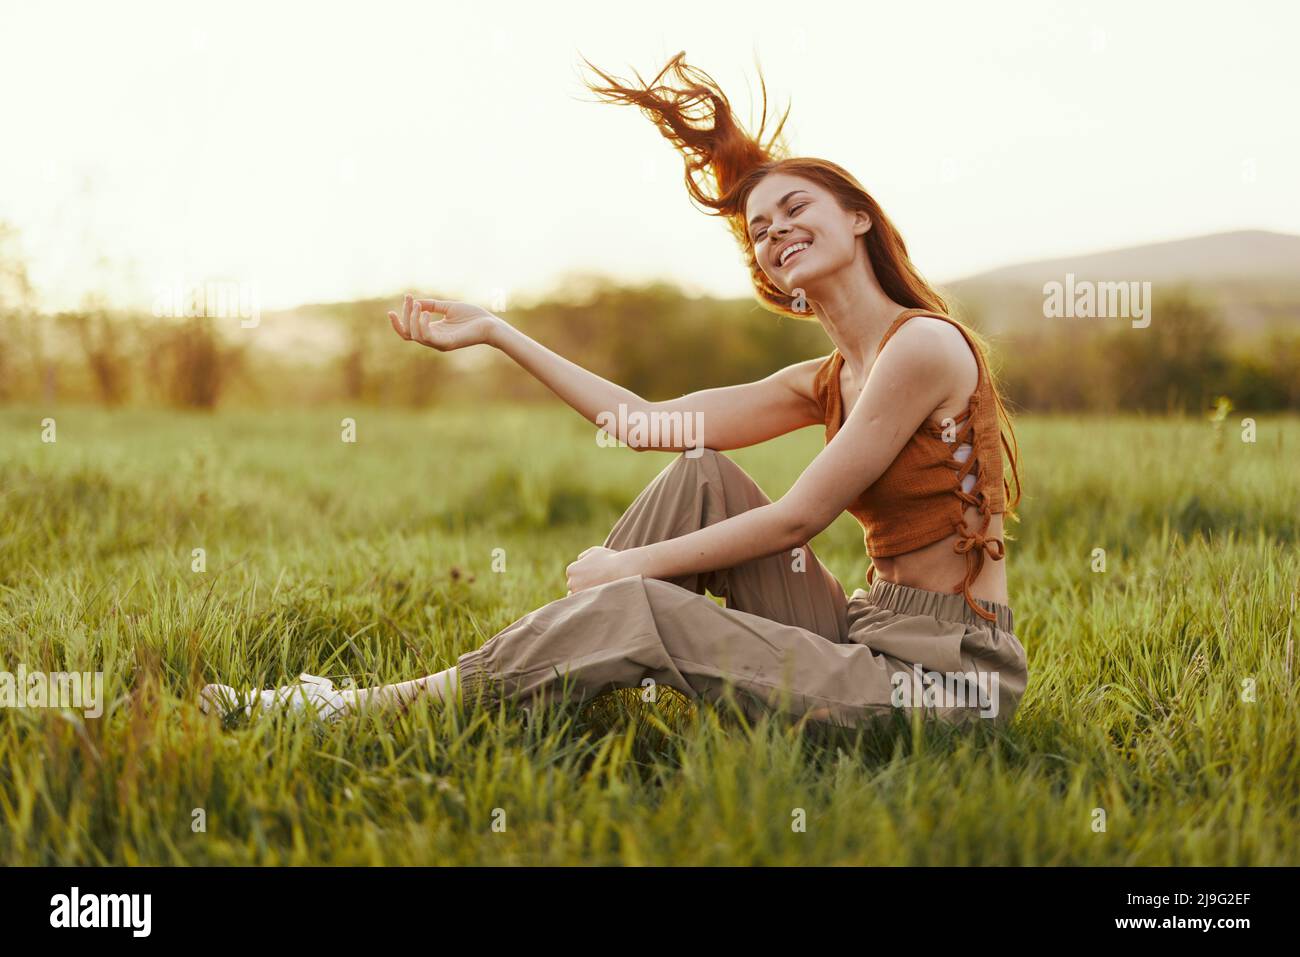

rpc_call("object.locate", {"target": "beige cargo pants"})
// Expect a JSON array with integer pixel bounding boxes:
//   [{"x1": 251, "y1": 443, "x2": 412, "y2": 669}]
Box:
[{"x1": 456, "y1": 449, "x2": 1029, "y2": 729}]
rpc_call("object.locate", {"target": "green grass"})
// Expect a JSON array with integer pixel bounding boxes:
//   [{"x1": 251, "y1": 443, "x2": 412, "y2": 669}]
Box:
[{"x1": 1, "y1": 403, "x2": 1297, "y2": 865}]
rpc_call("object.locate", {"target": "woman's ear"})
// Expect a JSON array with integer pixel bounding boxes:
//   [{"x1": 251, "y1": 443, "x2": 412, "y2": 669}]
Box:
[{"x1": 853, "y1": 210, "x2": 872, "y2": 236}]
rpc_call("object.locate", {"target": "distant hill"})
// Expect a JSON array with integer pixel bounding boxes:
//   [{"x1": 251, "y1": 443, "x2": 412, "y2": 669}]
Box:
[
  {"x1": 241, "y1": 231, "x2": 1300, "y2": 358},
  {"x1": 942, "y1": 230, "x2": 1300, "y2": 337},
  {"x1": 952, "y1": 230, "x2": 1300, "y2": 285}
]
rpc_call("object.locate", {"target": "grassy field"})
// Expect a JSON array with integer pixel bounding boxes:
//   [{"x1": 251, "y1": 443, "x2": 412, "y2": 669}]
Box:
[{"x1": 0, "y1": 403, "x2": 1297, "y2": 865}]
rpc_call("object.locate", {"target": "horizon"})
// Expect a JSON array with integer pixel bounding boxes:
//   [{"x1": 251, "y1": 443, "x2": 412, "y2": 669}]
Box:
[
  {"x1": 25, "y1": 225, "x2": 1300, "y2": 321},
  {"x1": 175, "y1": 226, "x2": 1300, "y2": 319}
]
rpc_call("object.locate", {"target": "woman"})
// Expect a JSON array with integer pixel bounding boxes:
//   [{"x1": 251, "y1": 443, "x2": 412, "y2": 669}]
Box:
[{"x1": 201, "y1": 52, "x2": 1027, "y2": 729}]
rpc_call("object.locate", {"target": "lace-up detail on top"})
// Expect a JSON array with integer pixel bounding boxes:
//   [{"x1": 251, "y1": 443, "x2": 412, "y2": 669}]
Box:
[{"x1": 812, "y1": 309, "x2": 1008, "y2": 622}]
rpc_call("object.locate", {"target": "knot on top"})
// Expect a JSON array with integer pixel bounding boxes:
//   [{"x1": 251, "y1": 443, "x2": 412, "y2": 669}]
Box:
[{"x1": 952, "y1": 529, "x2": 1006, "y2": 562}]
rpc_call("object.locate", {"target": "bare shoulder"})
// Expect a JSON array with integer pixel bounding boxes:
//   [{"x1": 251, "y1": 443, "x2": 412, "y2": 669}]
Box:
[{"x1": 881, "y1": 315, "x2": 978, "y2": 382}]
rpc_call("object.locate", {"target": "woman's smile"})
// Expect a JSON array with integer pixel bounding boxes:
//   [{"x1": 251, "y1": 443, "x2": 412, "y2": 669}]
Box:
[{"x1": 778, "y1": 239, "x2": 813, "y2": 267}]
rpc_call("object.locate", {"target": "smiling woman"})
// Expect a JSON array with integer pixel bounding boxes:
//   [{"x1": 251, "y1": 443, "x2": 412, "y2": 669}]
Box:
[{"x1": 201, "y1": 50, "x2": 1028, "y2": 732}]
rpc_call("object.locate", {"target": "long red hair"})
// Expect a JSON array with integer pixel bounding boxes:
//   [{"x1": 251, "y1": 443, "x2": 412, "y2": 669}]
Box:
[{"x1": 580, "y1": 51, "x2": 1021, "y2": 514}]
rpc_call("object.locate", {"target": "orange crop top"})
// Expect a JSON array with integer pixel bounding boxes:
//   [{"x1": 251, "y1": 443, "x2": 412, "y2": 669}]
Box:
[{"x1": 812, "y1": 308, "x2": 1009, "y2": 622}]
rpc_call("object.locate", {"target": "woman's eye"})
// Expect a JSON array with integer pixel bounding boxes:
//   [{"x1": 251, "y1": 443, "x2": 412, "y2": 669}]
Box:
[{"x1": 790, "y1": 202, "x2": 807, "y2": 215}]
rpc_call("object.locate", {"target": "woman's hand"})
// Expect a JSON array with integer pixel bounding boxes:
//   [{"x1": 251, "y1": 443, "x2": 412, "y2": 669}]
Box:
[
  {"x1": 565, "y1": 546, "x2": 637, "y2": 595},
  {"x1": 388, "y1": 293, "x2": 502, "y2": 352}
]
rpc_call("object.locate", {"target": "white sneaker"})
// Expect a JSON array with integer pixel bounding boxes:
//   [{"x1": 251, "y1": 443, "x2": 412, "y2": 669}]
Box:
[{"x1": 200, "y1": 673, "x2": 348, "y2": 723}]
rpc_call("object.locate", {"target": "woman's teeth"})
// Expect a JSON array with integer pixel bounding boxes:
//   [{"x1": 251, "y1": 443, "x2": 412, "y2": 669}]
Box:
[{"x1": 780, "y1": 241, "x2": 811, "y2": 266}]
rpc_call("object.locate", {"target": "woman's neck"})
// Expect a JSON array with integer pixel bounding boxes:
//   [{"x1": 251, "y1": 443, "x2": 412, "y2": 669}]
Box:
[{"x1": 807, "y1": 256, "x2": 908, "y2": 376}]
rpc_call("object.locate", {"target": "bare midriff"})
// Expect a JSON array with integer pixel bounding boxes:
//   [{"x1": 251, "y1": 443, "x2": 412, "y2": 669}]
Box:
[{"x1": 868, "y1": 511, "x2": 1008, "y2": 605}]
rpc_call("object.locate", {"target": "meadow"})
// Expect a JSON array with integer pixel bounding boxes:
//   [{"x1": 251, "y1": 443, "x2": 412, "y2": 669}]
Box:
[{"x1": 0, "y1": 403, "x2": 1296, "y2": 865}]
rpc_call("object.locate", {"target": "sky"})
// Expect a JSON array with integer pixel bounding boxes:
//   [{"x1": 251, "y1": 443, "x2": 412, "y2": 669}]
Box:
[{"x1": 1, "y1": 0, "x2": 1298, "y2": 314}]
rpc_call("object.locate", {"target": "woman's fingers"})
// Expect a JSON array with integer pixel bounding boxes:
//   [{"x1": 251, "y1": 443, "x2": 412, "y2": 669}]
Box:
[
  {"x1": 407, "y1": 295, "x2": 428, "y2": 345},
  {"x1": 389, "y1": 295, "x2": 464, "y2": 348},
  {"x1": 414, "y1": 298, "x2": 452, "y2": 315},
  {"x1": 389, "y1": 293, "x2": 411, "y2": 338},
  {"x1": 398, "y1": 295, "x2": 412, "y2": 337},
  {"x1": 417, "y1": 305, "x2": 435, "y2": 343}
]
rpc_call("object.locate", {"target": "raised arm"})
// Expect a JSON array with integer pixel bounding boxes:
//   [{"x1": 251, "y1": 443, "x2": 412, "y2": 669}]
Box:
[{"x1": 388, "y1": 293, "x2": 825, "y2": 451}]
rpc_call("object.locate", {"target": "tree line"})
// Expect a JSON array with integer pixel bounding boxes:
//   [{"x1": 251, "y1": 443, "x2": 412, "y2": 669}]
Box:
[{"x1": 2, "y1": 267, "x2": 1297, "y2": 415}]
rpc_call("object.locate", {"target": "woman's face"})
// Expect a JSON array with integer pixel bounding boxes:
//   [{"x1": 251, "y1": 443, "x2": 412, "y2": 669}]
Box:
[{"x1": 744, "y1": 171, "x2": 869, "y2": 298}]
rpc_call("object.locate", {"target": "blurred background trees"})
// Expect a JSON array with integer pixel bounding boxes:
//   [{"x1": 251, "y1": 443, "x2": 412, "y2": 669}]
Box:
[{"x1": 1, "y1": 218, "x2": 1298, "y2": 415}]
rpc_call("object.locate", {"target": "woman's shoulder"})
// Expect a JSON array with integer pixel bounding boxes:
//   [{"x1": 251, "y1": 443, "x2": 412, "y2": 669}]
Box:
[
  {"x1": 876, "y1": 315, "x2": 983, "y2": 404},
  {"x1": 884, "y1": 311, "x2": 964, "y2": 347},
  {"x1": 883, "y1": 314, "x2": 982, "y2": 374}
]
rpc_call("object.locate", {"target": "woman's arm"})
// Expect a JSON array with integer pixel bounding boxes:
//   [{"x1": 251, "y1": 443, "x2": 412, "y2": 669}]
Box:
[
  {"x1": 389, "y1": 294, "x2": 823, "y2": 451},
  {"x1": 565, "y1": 319, "x2": 966, "y2": 591}
]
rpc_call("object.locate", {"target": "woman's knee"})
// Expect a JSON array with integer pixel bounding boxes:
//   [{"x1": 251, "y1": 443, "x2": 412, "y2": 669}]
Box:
[
  {"x1": 682, "y1": 447, "x2": 768, "y2": 509},
  {"x1": 646, "y1": 447, "x2": 723, "y2": 496},
  {"x1": 665, "y1": 446, "x2": 753, "y2": 489},
  {"x1": 668, "y1": 446, "x2": 723, "y2": 471},
  {"x1": 616, "y1": 447, "x2": 765, "y2": 537}
]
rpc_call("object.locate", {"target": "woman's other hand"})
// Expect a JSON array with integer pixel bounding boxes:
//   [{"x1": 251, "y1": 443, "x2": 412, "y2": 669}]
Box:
[{"x1": 565, "y1": 546, "x2": 636, "y2": 595}]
